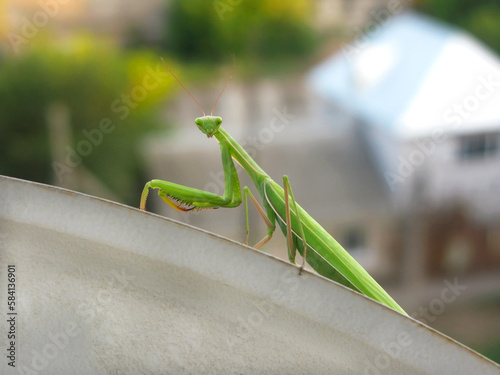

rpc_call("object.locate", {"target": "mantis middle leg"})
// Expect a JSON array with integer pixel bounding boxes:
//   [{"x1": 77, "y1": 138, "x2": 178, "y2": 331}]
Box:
[{"x1": 243, "y1": 186, "x2": 275, "y2": 248}]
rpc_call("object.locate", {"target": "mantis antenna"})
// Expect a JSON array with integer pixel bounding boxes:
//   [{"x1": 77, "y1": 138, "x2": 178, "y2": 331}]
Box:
[
  {"x1": 161, "y1": 57, "x2": 206, "y2": 116},
  {"x1": 210, "y1": 57, "x2": 236, "y2": 116}
]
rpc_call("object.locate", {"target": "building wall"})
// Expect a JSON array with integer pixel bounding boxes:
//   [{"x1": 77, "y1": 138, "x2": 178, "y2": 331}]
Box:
[
  {"x1": 357, "y1": 121, "x2": 409, "y2": 203},
  {"x1": 369, "y1": 129, "x2": 500, "y2": 217},
  {"x1": 358, "y1": 121, "x2": 500, "y2": 286},
  {"x1": 425, "y1": 131, "x2": 500, "y2": 221},
  {"x1": 424, "y1": 204, "x2": 500, "y2": 277}
]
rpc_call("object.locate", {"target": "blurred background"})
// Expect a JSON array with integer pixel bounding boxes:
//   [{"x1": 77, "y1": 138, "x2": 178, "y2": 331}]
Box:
[{"x1": 1, "y1": 0, "x2": 499, "y2": 363}]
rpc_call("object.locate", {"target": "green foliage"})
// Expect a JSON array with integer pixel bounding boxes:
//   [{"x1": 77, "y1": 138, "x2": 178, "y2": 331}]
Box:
[
  {"x1": 416, "y1": 0, "x2": 500, "y2": 54},
  {"x1": 0, "y1": 38, "x2": 177, "y2": 204},
  {"x1": 163, "y1": 0, "x2": 318, "y2": 64},
  {"x1": 0, "y1": 52, "x2": 53, "y2": 184}
]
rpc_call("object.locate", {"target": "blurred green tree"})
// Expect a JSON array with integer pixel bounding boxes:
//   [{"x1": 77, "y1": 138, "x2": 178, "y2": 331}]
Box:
[
  {"x1": 416, "y1": 0, "x2": 500, "y2": 54},
  {"x1": 0, "y1": 36, "x2": 178, "y2": 204},
  {"x1": 162, "y1": 0, "x2": 318, "y2": 64}
]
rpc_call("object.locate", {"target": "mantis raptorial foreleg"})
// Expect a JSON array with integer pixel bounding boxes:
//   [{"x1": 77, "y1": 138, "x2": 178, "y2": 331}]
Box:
[
  {"x1": 243, "y1": 186, "x2": 275, "y2": 248},
  {"x1": 283, "y1": 176, "x2": 308, "y2": 274},
  {"x1": 140, "y1": 138, "x2": 242, "y2": 212}
]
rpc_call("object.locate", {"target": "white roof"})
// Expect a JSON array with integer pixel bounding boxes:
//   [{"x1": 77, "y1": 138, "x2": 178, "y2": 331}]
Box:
[{"x1": 309, "y1": 12, "x2": 500, "y2": 139}]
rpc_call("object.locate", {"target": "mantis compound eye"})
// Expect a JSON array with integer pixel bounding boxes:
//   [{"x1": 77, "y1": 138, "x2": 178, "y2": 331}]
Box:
[{"x1": 195, "y1": 118, "x2": 203, "y2": 126}]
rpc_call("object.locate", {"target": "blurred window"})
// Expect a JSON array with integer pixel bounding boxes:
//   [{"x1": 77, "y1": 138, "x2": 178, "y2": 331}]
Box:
[
  {"x1": 343, "y1": 226, "x2": 366, "y2": 254},
  {"x1": 458, "y1": 133, "x2": 498, "y2": 161}
]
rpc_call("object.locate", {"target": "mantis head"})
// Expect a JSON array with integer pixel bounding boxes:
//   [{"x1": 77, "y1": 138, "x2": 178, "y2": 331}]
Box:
[{"x1": 195, "y1": 116, "x2": 222, "y2": 138}]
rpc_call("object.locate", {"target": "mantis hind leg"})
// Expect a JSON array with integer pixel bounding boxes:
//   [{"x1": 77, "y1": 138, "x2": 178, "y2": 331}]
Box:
[
  {"x1": 243, "y1": 186, "x2": 275, "y2": 249},
  {"x1": 283, "y1": 175, "x2": 308, "y2": 275}
]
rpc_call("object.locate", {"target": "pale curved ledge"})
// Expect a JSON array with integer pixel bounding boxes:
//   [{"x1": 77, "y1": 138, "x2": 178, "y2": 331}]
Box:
[{"x1": 0, "y1": 175, "x2": 498, "y2": 374}]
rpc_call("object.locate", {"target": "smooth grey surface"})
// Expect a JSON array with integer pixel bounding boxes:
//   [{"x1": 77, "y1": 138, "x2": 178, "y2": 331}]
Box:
[{"x1": 0, "y1": 175, "x2": 498, "y2": 374}]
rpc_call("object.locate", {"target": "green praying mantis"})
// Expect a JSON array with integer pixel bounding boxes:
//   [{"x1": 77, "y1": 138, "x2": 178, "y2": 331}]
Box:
[{"x1": 140, "y1": 62, "x2": 407, "y2": 316}]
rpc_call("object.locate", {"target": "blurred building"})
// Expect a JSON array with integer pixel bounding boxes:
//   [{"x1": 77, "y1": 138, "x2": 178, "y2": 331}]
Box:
[{"x1": 309, "y1": 11, "x2": 500, "y2": 301}]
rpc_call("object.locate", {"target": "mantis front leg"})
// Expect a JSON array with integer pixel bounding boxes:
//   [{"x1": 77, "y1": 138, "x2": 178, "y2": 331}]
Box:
[{"x1": 140, "y1": 139, "x2": 242, "y2": 211}]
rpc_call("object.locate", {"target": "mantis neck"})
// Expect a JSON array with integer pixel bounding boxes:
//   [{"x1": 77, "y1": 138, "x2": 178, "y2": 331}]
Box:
[{"x1": 215, "y1": 127, "x2": 270, "y2": 187}]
